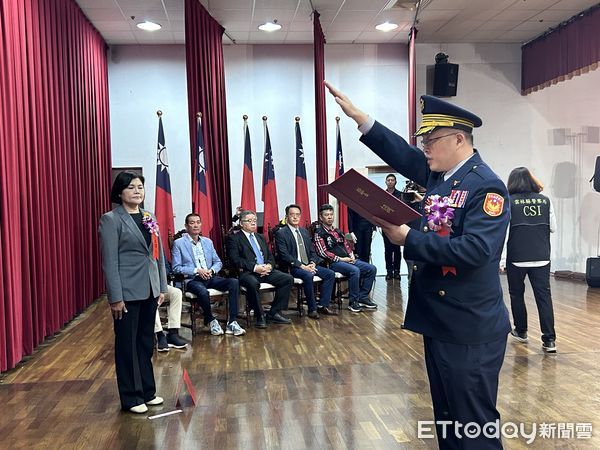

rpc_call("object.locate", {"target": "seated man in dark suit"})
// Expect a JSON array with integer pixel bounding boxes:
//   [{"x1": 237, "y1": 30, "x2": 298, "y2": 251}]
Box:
[
  {"x1": 172, "y1": 213, "x2": 245, "y2": 337},
  {"x1": 226, "y1": 210, "x2": 294, "y2": 328},
  {"x1": 275, "y1": 204, "x2": 337, "y2": 319}
]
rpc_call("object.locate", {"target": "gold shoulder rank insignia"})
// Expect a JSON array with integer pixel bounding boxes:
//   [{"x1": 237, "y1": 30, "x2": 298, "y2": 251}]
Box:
[{"x1": 483, "y1": 193, "x2": 504, "y2": 217}]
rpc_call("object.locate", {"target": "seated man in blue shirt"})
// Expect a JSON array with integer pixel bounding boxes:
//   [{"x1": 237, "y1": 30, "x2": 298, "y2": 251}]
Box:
[
  {"x1": 275, "y1": 204, "x2": 337, "y2": 319},
  {"x1": 172, "y1": 213, "x2": 245, "y2": 337}
]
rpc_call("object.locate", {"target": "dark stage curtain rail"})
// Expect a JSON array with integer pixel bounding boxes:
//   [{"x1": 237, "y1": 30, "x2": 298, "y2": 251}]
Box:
[{"x1": 0, "y1": 0, "x2": 111, "y2": 372}]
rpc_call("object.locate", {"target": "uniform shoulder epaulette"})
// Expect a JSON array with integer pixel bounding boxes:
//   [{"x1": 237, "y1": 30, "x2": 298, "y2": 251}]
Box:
[{"x1": 469, "y1": 162, "x2": 496, "y2": 181}]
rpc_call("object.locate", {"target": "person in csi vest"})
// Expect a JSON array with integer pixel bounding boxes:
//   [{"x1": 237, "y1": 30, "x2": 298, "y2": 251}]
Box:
[
  {"x1": 326, "y1": 81, "x2": 511, "y2": 450},
  {"x1": 503, "y1": 167, "x2": 557, "y2": 353}
]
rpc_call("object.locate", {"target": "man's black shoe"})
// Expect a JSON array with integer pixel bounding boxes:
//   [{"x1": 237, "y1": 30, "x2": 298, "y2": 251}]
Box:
[
  {"x1": 167, "y1": 332, "x2": 188, "y2": 349},
  {"x1": 543, "y1": 340, "x2": 557, "y2": 353},
  {"x1": 317, "y1": 306, "x2": 338, "y2": 316},
  {"x1": 510, "y1": 329, "x2": 528, "y2": 343},
  {"x1": 358, "y1": 298, "x2": 378, "y2": 309},
  {"x1": 255, "y1": 316, "x2": 267, "y2": 329},
  {"x1": 266, "y1": 312, "x2": 292, "y2": 324},
  {"x1": 393, "y1": 272, "x2": 401, "y2": 280}
]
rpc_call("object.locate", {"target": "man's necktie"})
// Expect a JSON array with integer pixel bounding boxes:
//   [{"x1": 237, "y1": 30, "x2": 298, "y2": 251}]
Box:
[
  {"x1": 249, "y1": 233, "x2": 265, "y2": 264},
  {"x1": 295, "y1": 229, "x2": 309, "y2": 265}
]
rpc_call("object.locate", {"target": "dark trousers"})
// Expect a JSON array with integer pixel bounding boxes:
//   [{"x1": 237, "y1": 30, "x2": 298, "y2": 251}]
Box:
[
  {"x1": 239, "y1": 269, "x2": 293, "y2": 318},
  {"x1": 113, "y1": 297, "x2": 158, "y2": 410},
  {"x1": 424, "y1": 335, "x2": 507, "y2": 450},
  {"x1": 353, "y1": 227, "x2": 374, "y2": 262},
  {"x1": 186, "y1": 275, "x2": 240, "y2": 324},
  {"x1": 330, "y1": 260, "x2": 377, "y2": 303},
  {"x1": 506, "y1": 263, "x2": 556, "y2": 343},
  {"x1": 290, "y1": 265, "x2": 336, "y2": 310},
  {"x1": 383, "y1": 234, "x2": 401, "y2": 275}
]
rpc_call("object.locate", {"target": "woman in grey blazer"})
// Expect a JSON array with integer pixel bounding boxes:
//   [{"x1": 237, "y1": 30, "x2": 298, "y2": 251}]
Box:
[{"x1": 99, "y1": 171, "x2": 168, "y2": 414}]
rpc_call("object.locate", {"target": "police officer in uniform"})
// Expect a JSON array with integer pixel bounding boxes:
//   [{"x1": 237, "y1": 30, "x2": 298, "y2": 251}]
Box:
[
  {"x1": 326, "y1": 82, "x2": 510, "y2": 449},
  {"x1": 504, "y1": 167, "x2": 557, "y2": 353}
]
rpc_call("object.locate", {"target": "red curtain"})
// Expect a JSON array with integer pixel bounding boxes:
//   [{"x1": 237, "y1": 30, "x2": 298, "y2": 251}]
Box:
[
  {"x1": 313, "y1": 11, "x2": 328, "y2": 207},
  {"x1": 0, "y1": 0, "x2": 111, "y2": 372},
  {"x1": 522, "y1": 5, "x2": 600, "y2": 94},
  {"x1": 185, "y1": 0, "x2": 231, "y2": 253}
]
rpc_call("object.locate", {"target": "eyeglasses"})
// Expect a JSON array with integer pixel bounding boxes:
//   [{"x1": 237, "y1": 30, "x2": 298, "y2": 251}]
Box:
[
  {"x1": 421, "y1": 133, "x2": 458, "y2": 147},
  {"x1": 242, "y1": 219, "x2": 257, "y2": 224}
]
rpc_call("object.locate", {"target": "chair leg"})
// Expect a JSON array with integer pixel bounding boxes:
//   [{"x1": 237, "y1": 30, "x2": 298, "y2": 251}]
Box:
[
  {"x1": 245, "y1": 294, "x2": 251, "y2": 327},
  {"x1": 189, "y1": 302, "x2": 195, "y2": 336},
  {"x1": 297, "y1": 285, "x2": 303, "y2": 316}
]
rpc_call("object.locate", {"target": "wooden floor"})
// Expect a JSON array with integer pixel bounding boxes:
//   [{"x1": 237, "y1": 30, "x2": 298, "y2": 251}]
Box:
[{"x1": 1, "y1": 275, "x2": 599, "y2": 449}]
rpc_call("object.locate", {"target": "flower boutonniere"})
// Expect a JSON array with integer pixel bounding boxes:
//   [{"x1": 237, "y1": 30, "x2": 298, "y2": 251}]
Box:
[
  {"x1": 142, "y1": 212, "x2": 160, "y2": 235},
  {"x1": 425, "y1": 195, "x2": 456, "y2": 276},
  {"x1": 425, "y1": 195, "x2": 455, "y2": 236},
  {"x1": 142, "y1": 212, "x2": 160, "y2": 260}
]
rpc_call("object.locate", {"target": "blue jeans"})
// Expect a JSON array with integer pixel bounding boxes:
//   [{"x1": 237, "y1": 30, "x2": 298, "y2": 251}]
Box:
[
  {"x1": 186, "y1": 276, "x2": 239, "y2": 324},
  {"x1": 290, "y1": 265, "x2": 335, "y2": 310},
  {"x1": 330, "y1": 259, "x2": 377, "y2": 303}
]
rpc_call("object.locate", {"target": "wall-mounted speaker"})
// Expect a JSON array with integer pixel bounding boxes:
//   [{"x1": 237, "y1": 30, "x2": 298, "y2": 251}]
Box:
[{"x1": 433, "y1": 63, "x2": 459, "y2": 97}]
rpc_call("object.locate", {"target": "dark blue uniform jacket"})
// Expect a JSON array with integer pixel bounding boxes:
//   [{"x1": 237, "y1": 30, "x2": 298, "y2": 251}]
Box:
[{"x1": 361, "y1": 121, "x2": 511, "y2": 344}]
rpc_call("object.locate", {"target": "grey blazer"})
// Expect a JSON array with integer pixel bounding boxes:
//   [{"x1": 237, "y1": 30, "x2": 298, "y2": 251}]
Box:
[{"x1": 99, "y1": 205, "x2": 168, "y2": 303}]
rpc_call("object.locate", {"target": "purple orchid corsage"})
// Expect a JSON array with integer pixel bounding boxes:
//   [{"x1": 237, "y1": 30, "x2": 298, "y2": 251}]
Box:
[
  {"x1": 424, "y1": 195, "x2": 455, "y2": 234},
  {"x1": 142, "y1": 211, "x2": 160, "y2": 235}
]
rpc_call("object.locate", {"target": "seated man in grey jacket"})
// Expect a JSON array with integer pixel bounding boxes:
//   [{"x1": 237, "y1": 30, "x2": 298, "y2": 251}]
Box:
[{"x1": 172, "y1": 213, "x2": 245, "y2": 336}]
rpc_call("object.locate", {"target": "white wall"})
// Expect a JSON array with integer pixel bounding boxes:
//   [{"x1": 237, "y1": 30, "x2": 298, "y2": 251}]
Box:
[
  {"x1": 108, "y1": 43, "x2": 408, "y2": 228},
  {"x1": 107, "y1": 41, "x2": 600, "y2": 272},
  {"x1": 527, "y1": 70, "x2": 600, "y2": 271},
  {"x1": 415, "y1": 43, "x2": 600, "y2": 272},
  {"x1": 108, "y1": 45, "x2": 191, "y2": 229},
  {"x1": 225, "y1": 43, "x2": 408, "y2": 221}
]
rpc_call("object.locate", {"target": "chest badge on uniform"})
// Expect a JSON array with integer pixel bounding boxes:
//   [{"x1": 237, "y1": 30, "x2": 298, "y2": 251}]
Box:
[
  {"x1": 448, "y1": 189, "x2": 469, "y2": 208},
  {"x1": 483, "y1": 193, "x2": 504, "y2": 217}
]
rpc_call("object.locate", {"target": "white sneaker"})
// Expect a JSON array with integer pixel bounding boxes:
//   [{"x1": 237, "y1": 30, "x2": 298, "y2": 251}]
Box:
[
  {"x1": 146, "y1": 396, "x2": 164, "y2": 406},
  {"x1": 226, "y1": 321, "x2": 246, "y2": 336},
  {"x1": 129, "y1": 403, "x2": 148, "y2": 414},
  {"x1": 210, "y1": 319, "x2": 224, "y2": 336}
]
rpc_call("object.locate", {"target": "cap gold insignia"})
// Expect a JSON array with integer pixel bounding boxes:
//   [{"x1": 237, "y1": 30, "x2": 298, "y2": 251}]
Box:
[{"x1": 420, "y1": 98, "x2": 425, "y2": 112}]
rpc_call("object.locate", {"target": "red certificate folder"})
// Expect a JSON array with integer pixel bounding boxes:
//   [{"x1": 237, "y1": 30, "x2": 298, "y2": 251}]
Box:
[{"x1": 322, "y1": 169, "x2": 421, "y2": 226}]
